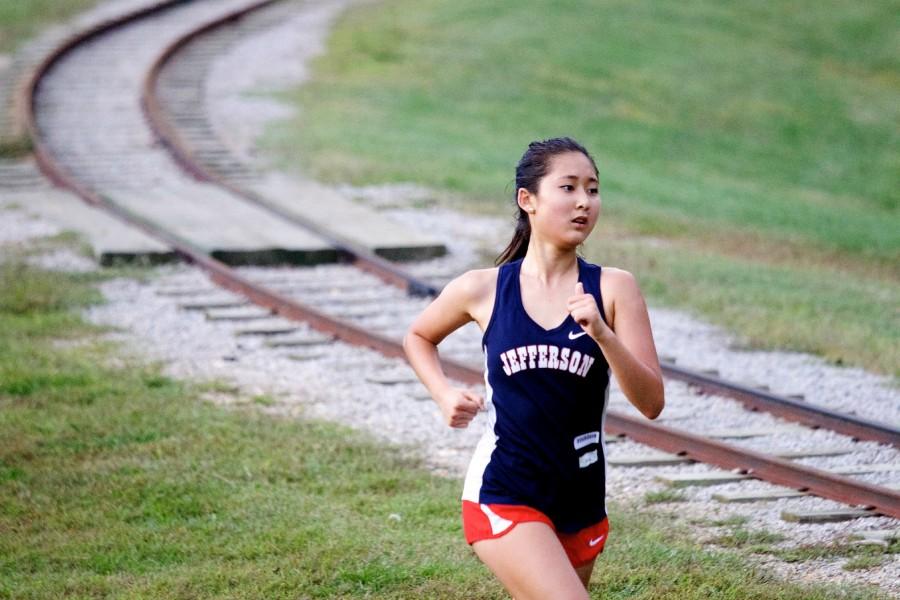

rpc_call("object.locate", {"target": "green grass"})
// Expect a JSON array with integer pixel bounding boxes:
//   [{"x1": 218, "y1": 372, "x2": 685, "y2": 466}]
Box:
[
  {"x1": 1, "y1": 260, "x2": 892, "y2": 598},
  {"x1": 706, "y1": 522, "x2": 897, "y2": 572},
  {"x1": 0, "y1": 262, "x2": 97, "y2": 315},
  {"x1": 0, "y1": 0, "x2": 102, "y2": 52},
  {"x1": 711, "y1": 516, "x2": 751, "y2": 528},
  {"x1": 262, "y1": 0, "x2": 900, "y2": 378},
  {"x1": 251, "y1": 393, "x2": 277, "y2": 407},
  {"x1": 643, "y1": 489, "x2": 686, "y2": 504},
  {"x1": 844, "y1": 554, "x2": 888, "y2": 571},
  {"x1": 0, "y1": 135, "x2": 32, "y2": 159},
  {"x1": 774, "y1": 540, "x2": 900, "y2": 564},
  {"x1": 712, "y1": 528, "x2": 788, "y2": 549}
]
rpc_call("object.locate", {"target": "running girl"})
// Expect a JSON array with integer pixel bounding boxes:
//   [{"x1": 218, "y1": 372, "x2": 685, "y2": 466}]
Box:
[{"x1": 404, "y1": 137, "x2": 664, "y2": 599}]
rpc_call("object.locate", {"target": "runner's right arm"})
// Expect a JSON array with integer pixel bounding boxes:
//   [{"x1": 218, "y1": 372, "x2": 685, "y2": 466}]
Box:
[{"x1": 403, "y1": 270, "x2": 493, "y2": 428}]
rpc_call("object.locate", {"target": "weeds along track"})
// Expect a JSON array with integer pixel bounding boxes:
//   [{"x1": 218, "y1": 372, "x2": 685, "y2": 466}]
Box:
[{"x1": 21, "y1": 0, "x2": 900, "y2": 525}]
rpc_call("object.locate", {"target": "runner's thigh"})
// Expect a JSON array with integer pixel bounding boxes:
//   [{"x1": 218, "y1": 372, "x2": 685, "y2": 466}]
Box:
[{"x1": 472, "y1": 522, "x2": 589, "y2": 600}]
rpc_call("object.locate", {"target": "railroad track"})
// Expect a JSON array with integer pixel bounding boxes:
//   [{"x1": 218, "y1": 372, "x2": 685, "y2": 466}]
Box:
[{"x1": 17, "y1": 0, "x2": 900, "y2": 533}]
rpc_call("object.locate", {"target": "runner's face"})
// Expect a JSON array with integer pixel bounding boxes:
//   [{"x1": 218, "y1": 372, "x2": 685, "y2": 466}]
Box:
[{"x1": 524, "y1": 152, "x2": 600, "y2": 247}]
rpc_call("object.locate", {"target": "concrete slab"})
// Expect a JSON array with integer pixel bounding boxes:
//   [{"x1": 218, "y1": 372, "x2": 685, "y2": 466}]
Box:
[
  {"x1": 106, "y1": 182, "x2": 339, "y2": 266},
  {"x1": 849, "y1": 539, "x2": 889, "y2": 549},
  {"x1": 205, "y1": 307, "x2": 272, "y2": 321},
  {"x1": 775, "y1": 447, "x2": 853, "y2": 459},
  {"x1": 714, "y1": 489, "x2": 808, "y2": 503},
  {"x1": 850, "y1": 529, "x2": 900, "y2": 542},
  {"x1": 249, "y1": 173, "x2": 446, "y2": 261},
  {"x1": 179, "y1": 296, "x2": 247, "y2": 310},
  {"x1": 658, "y1": 472, "x2": 751, "y2": 487},
  {"x1": 781, "y1": 509, "x2": 876, "y2": 523},
  {"x1": 715, "y1": 482, "x2": 900, "y2": 504},
  {"x1": 658, "y1": 464, "x2": 900, "y2": 488},
  {"x1": 703, "y1": 426, "x2": 802, "y2": 439},
  {"x1": 156, "y1": 286, "x2": 216, "y2": 297},
  {"x1": 288, "y1": 349, "x2": 330, "y2": 361},
  {"x1": 609, "y1": 452, "x2": 692, "y2": 467},
  {"x1": 11, "y1": 189, "x2": 175, "y2": 265},
  {"x1": 233, "y1": 322, "x2": 299, "y2": 336},
  {"x1": 264, "y1": 332, "x2": 333, "y2": 347}
]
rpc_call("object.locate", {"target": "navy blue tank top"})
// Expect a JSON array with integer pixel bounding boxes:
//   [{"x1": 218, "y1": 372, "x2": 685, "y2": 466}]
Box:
[{"x1": 462, "y1": 257, "x2": 611, "y2": 533}]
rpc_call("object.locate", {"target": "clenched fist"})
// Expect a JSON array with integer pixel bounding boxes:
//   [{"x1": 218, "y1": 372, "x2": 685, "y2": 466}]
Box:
[
  {"x1": 436, "y1": 388, "x2": 484, "y2": 428},
  {"x1": 567, "y1": 281, "x2": 612, "y2": 343}
]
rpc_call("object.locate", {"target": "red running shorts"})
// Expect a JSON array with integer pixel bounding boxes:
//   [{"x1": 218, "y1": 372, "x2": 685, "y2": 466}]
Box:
[{"x1": 462, "y1": 500, "x2": 609, "y2": 568}]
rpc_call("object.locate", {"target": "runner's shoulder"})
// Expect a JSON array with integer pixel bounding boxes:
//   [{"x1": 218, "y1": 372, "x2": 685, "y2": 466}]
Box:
[
  {"x1": 442, "y1": 267, "x2": 498, "y2": 303},
  {"x1": 598, "y1": 266, "x2": 646, "y2": 307},
  {"x1": 600, "y1": 266, "x2": 639, "y2": 289}
]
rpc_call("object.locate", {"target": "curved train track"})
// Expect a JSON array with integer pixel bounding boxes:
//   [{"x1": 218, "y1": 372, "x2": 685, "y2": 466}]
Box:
[{"x1": 18, "y1": 0, "x2": 900, "y2": 521}]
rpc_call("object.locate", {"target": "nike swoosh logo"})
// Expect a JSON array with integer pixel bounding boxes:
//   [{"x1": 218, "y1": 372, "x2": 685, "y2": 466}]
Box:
[
  {"x1": 568, "y1": 330, "x2": 588, "y2": 340},
  {"x1": 588, "y1": 535, "x2": 605, "y2": 547}
]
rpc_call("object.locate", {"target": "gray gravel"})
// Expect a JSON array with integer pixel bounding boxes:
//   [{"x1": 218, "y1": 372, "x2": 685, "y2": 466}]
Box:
[{"x1": 0, "y1": 203, "x2": 61, "y2": 242}]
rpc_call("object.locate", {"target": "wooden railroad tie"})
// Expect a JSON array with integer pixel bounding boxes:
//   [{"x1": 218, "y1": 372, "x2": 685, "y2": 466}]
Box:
[
  {"x1": 717, "y1": 482, "x2": 900, "y2": 506},
  {"x1": 781, "y1": 508, "x2": 877, "y2": 524},
  {"x1": 205, "y1": 307, "x2": 272, "y2": 321},
  {"x1": 234, "y1": 323, "x2": 299, "y2": 336},
  {"x1": 266, "y1": 333, "x2": 334, "y2": 348},
  {"x1": 656, "y1": 463, "x2": 900, "y2": 488},
  {"x1": 179, "y1": 297, "x2": 247, "y2": 310},
  {"x1": 612, "y1": 446, "x2": 854, "y2": 468}
]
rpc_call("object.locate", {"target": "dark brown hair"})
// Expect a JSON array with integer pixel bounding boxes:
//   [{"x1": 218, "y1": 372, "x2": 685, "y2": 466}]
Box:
[{"x1": 495, "y1": 137, "x2": 598, "y2": 265}]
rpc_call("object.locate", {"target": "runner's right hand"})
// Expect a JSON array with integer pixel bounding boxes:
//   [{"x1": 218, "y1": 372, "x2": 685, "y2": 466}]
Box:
[{"x1": 436, "y1": 388, "x2": 484, "y2": 428}]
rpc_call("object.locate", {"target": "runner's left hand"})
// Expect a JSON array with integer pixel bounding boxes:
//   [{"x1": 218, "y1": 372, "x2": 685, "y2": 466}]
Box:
[{"x1": 567, "y1": 282, "x2": 612, "y2": 342}]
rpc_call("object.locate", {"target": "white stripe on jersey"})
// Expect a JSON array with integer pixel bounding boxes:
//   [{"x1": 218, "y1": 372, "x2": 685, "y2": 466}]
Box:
[
  {"x1": 598, "y1": 367, "x2": 611, "y2": 515},
  {"x1": 462, "y1": 350, "x2": 498, "y2": 503}
]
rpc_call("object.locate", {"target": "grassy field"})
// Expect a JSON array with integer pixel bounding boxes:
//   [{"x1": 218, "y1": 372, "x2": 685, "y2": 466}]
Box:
[
  {"x1": 0, "y1": 0, "x2": 102, "y2": 52},
  {"x1": 1, "y1": 258, "x2": 892, "y2": 598},
  {"x1": 263, "y1": 0, "x2": 899, "y2": 378}
]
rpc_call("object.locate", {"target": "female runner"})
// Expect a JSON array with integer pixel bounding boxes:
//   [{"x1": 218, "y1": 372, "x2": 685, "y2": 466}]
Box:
[{"x1": 403, "y1": 137, "x2": 665, "y2": 599}]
